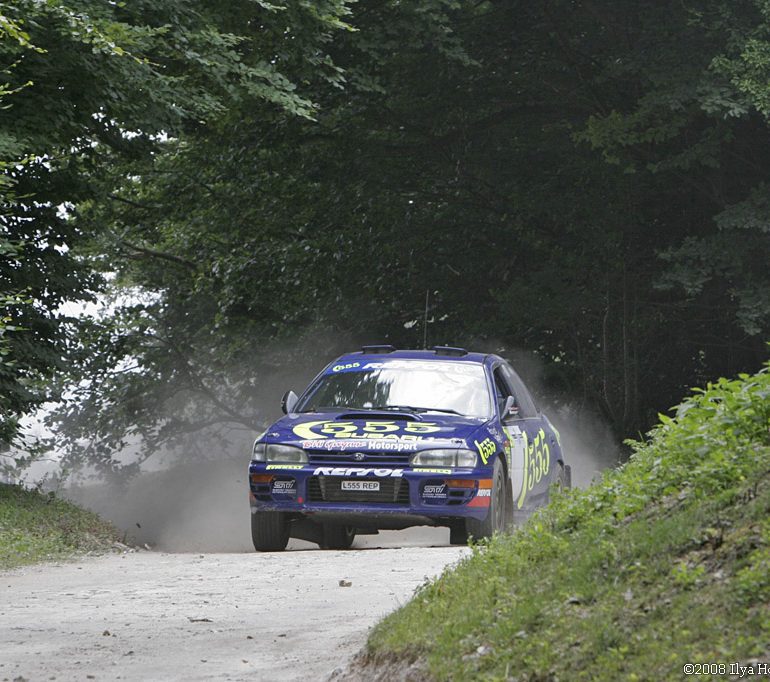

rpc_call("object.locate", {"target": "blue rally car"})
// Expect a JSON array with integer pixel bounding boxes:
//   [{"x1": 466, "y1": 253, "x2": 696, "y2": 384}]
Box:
[{"x1": 248, "y1": 345, "x2": 570, "y2": 551}]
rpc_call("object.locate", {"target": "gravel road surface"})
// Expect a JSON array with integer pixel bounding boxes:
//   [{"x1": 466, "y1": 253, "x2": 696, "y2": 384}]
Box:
[{"x1": 1, "y1": 533, "x2": 467, "y2": 681}]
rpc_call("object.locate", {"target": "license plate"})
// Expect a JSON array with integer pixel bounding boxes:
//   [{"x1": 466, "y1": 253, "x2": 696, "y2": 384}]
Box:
[{"x1": 341, "y1": 480, "x2": 380, "y2": 492}]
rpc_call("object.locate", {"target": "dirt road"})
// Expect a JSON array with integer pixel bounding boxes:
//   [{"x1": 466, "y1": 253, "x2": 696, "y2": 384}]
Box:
[{"x1": 1, "y1": 534, "x2": 466, "y2": 681}]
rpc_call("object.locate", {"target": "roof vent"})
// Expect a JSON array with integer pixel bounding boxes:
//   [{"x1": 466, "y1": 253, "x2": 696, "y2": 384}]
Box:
[
  {"x1": 432, "y1": 345, "x2": 468, "y2": 357},
  {"x1": 361, "y1": 344, "x2": 396, "y2": 354}
]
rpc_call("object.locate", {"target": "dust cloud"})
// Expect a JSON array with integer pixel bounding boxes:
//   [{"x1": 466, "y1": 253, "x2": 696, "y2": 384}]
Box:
[
  {"x1": 67, "y1": 458, "x2": 254, "y2": 552},
  {"x1": 548, "y1": 408, "x2": 620, "y2": 488}
]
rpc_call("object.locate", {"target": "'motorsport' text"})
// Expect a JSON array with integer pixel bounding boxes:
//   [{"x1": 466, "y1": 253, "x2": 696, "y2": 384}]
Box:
[{"x1": 302, "y1": 439, "x2": 418, "y2": 452}]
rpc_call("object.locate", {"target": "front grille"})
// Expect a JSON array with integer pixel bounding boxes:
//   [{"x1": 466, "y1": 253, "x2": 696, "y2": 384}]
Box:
[
  {"x1": 306, "y1": 450, "x2": 412, "y2": 466},
  {"x1": 307, "y1": 476, "x2": 409, "y2": 504}
]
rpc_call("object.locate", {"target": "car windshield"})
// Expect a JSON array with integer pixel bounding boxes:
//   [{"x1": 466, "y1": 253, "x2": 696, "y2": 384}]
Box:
[{"x1": 298, "y1": 359, "x2": 493, "y2": 418}]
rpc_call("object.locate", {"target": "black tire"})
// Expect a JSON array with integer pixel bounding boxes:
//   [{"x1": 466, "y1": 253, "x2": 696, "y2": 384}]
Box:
[
  {"x1": 466, "y1": 458, "x2": 507, "y2": 541},
  {"x1": 555, "y1": 462, "x2": 571, "y2": 490},
  {"x1": 504, "y1": 473, "x2": 515, "y2": 532},
  {"x1": 251, "y1": 511, "x2": 289, "y2": 552},
  {"x1": 449, "y1": 522, "x2": 468, "y2": 546},
  {"x1": 321, "y1": 523, "x2": 356, "y2": 550}
]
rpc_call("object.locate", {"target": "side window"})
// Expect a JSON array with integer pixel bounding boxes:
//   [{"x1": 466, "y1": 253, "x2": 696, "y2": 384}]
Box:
[
  {"x1": 493, "y1": 366, "x2": 515, "y2": 418},
  {"x1": 500, "y1": 364, "x2": 537, "y2": 418},
  {"x1": 493, "y1": 367, "x2": 512, "y2": 407}
]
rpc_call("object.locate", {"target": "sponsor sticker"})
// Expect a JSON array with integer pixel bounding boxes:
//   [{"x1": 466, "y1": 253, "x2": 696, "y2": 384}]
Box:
[
  {"x1": 312, "y1": 467, "x2": 404, "y2": 478},
  {"x1": 360, "y1": 360, "x2": 481, "y2": 375},
  {"x1": 266, "y1": 464, "x2": 304, "y2": 470},
  {"x1": 422, "y1": 484, "x2": 448, "y2": 499},
  {"x1": 474, "y1": 437, "x2": 496, "y2": 465},
  {"x1": 411, "y1": 468, "x2": 452, "y2": 474},
  {"x1": 301, "y1": 438, "x2": 419, "y2": 452},
  {"x1": 331, "y1": 362, "x2": 361, "y2": 373},
  {"x1": 324, "y1": 359, "x2": 484, "y2": 377},
  {"x1": 271, "y1": 479, "x2": 296, "y2": 495},
  {"x1": 293, "y1": 420, "x2": 442, "y2": 441}
]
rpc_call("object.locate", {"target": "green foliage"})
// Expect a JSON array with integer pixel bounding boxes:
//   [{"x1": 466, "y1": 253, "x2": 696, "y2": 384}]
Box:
[
  {"x1": 50, "y1": 0, "x2": 483, "y2": 468},
  {"x1": 46, "y1": 0, "x2": 770, "y2": 475},
  {"x1": 366, "y1": 364, "x2": 770, "y2": 680},
  {"x1": 0, "y1": 291, "x2": 31, "y2": 444},
  {"x1": 0, "y1": 483, "x2": 122, "y2": 569},
  {"x1": 0, "y1": 0, "x2": 767, "y2": 470},
  {"x1": 0, "y1": 0, "x2": 354, "y2": 447},
  {"x1": 733, "y1": 518, "x2": 770, "y2": 606}
]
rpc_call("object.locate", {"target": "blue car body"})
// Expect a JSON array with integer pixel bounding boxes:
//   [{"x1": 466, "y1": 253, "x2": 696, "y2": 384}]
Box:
[{"x1": 248, "y1": 347, "x2": 568, "y2": 550}]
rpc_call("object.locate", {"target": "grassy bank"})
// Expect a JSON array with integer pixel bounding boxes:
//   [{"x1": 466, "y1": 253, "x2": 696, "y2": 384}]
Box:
[
  {"x1": 367, "y1": 365, "x2": 770, "y2": 680},
  {"x1": 0, "y1": 484, "x2": 123, "y2": 570}
]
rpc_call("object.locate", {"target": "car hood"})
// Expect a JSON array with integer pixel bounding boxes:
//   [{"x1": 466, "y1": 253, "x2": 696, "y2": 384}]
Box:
[{"x1": 263, "y1": 410, "x2": 491, "y2": 452}]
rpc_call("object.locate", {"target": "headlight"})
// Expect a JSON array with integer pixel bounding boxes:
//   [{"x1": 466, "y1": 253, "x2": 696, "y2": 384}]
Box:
[
  {"x1": 266, "y1": 444, "x2": 308, "y2": 463},
  {"x1": 410, "y1": 449, "x2": 477, "y2": 468},
  {"x1": 252, "y1": 442, "x2": 308, "y2": 464},
  {"x1": 252, "y1": 440, "x2": 266, "y2": 461}
]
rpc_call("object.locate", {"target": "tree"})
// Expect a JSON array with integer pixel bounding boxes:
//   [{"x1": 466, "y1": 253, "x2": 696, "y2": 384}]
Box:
[
  {"x1": 41, "y1": 0, "x2": 770, "y2": 472},
  {"x1": 0, "y1": 0, "x2": 354, "y2": 452}
]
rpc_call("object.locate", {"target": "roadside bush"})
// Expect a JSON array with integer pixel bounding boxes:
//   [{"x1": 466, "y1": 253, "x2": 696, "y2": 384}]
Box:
[
  {"x1": 368, "y1": 362, "x2": 770, "y2": 681},
  {"x1": 0, "y1": 484, "x2": 121, "y2": 569}
]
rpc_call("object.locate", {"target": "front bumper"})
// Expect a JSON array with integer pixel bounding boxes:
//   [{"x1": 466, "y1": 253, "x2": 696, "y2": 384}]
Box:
[{"x1": 248, "y1": 462, "x2": 493, "y2": 522}]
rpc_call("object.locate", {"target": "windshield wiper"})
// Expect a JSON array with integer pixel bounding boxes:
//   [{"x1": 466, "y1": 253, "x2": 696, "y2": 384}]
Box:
[
  {"x1": 376, "y1": 405, "x2": 464, "y2": 416},
  {"x1": 372, "y1": 404, "x2": 424, "y2": 413},
  {"x1": 420, "y1": 407, "x2": 464, "y2": 415}
]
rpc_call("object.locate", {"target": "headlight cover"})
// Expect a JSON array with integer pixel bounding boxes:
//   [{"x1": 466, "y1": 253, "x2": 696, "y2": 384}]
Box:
[
  {"x1": 410, "y1": 449, "x2": 477, "y2": 468},
  {"x1": 251, "y1": 431, "x2": 267, "y2": 460},
  {"x1": 252, "y1": 439, "x2": 266, "y2": 461},
  {"x1": 252, "y1": 442, "x2": 308, "y2": 464}
]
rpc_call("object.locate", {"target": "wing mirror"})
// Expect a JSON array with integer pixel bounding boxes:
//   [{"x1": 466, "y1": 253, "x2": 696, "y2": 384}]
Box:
[
  {"x1": 281, "y1": 390, "x2": 299, "y2": 415},
  {"x1": 502, "y1": 395, "x2": 519, "y2": 418}
]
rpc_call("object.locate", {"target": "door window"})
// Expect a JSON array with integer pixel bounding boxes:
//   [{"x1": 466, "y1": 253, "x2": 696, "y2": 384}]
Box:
[{"x1": 500, "y1": 363, "x2": 537, "y2": 418}]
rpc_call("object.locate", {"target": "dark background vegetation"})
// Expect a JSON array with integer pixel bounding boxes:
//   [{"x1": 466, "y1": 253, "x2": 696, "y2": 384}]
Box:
[{"x1": 1, "y1": 0, "x2": 769, "y2": 475}]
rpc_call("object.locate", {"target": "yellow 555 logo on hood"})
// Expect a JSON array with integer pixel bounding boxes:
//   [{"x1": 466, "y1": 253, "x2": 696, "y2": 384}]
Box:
[{"x1": 293, "y1": 420, "x2": 442, "y2": 440}]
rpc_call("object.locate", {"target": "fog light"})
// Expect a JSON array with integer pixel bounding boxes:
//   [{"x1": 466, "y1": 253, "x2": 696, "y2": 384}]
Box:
[
  {"x1": 251, "y1": 473, "x2": 273, "y2": 484},
  {"x1": 445, "y1": 479, "x2": 476, "y2": 489}
]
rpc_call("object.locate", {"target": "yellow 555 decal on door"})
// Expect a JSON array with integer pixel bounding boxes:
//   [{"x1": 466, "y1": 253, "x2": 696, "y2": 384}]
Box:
[{"x1": 516, "y1": 428, "x2": 550, "y2": 510}]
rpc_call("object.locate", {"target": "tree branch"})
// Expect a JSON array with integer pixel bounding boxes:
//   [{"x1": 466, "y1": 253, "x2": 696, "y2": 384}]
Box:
[
  {"x1": 119, "y1": 241, "x2": 198, "y2": 270},
  {"x1": 108, "y1": 194, "x2": 163, "y2": 211}
]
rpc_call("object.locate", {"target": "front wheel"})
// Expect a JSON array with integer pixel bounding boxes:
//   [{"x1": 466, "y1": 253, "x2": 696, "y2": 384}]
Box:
[
  {"x1": 466, "y1": 458, "x2": 508, "y2": 541},
  {"x1": 251, "y1": 511, "x2": 289, "y2": 552},
  {"x1": 448, "y1": 521, "x2": 468, "y2": 546},
  {"x1": 320, "y1": 523, "x2": 356, "y2": 550}
]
